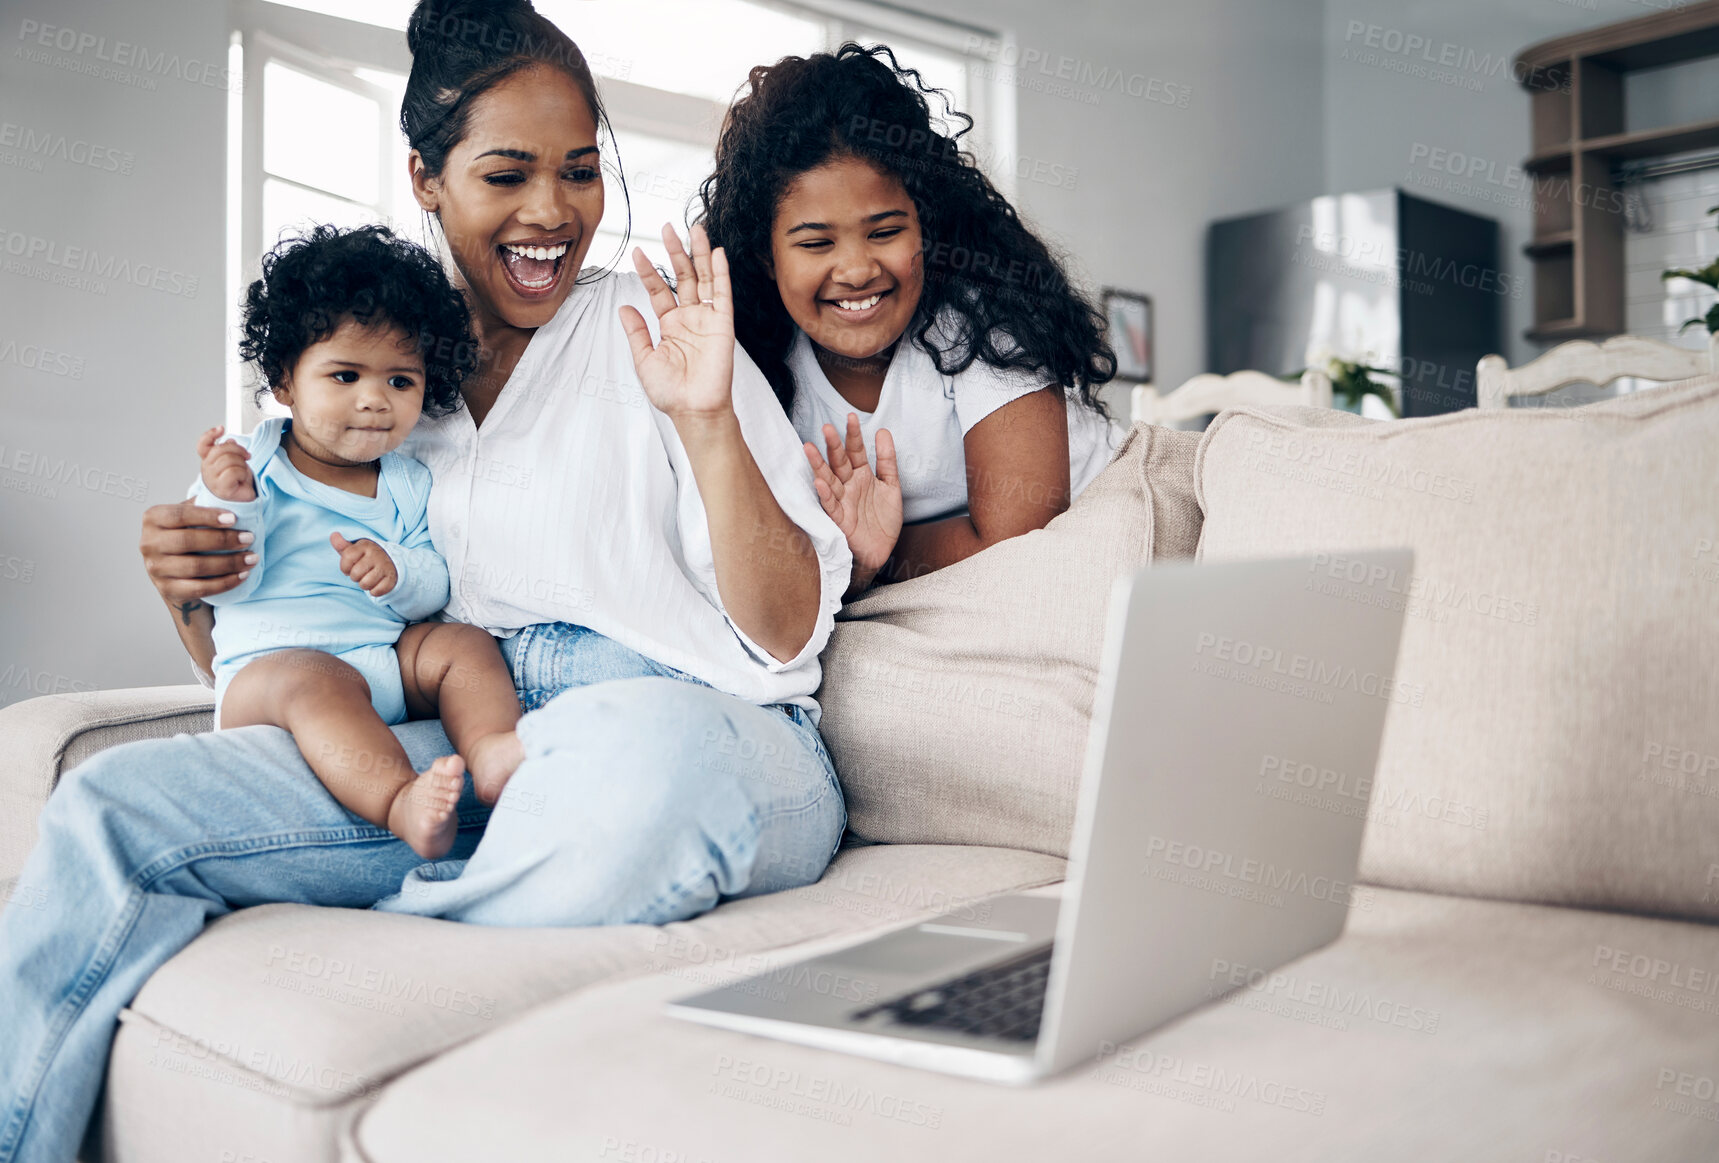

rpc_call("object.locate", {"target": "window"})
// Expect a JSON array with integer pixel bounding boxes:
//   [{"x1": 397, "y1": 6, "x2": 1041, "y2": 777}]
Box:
[
  {"x1": 260, "y1": 57, "x2": 403, "y2": 238},
  {"x1": 228, "y1": 0, "x2": 1013, "y2": 427}
]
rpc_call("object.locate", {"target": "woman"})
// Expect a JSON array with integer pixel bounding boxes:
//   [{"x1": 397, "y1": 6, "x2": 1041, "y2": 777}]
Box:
[
  {"x1": 700, "y1": 45, "x2": 1120, "y2": 597},
  {"x1": 0, "y1": 2, "x2": 848, "y2": 1158}
]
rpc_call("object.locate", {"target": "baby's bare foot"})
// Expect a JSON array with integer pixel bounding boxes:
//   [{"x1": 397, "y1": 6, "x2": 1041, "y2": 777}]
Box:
[
  {"x1": 389, "y1": 754, "x2": 464, "y2": 859},
  {"x1": 466, "y1": 731, "x2": 524, "y2": 805}
]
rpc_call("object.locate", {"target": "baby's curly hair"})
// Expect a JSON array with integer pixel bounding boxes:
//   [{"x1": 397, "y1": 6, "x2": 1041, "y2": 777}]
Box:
[{"x1": 240, "y1": 224, "x2": 477, "y2": 417}]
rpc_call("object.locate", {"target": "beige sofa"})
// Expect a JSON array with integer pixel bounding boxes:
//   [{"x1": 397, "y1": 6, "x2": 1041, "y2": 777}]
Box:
[{"x1": 5, "y1": 379, "x2": 1719, "y2": 1163}]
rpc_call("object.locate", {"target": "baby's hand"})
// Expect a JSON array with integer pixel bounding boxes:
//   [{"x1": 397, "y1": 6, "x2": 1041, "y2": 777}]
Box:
[
  {"x1": 331, "y1": 532, "x2": 397, "y2": 597},
  {"x1": 197, "y1": 426, "x2": 256, "y2": 502}
]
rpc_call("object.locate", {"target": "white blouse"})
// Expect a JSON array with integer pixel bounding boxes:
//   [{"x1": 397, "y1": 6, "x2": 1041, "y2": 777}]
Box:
[
  {"x1": 785, "y1": 324, "x2": 1120, "y2": 524},
  {"x1": 399, "y1": 270, "x2": 852, "y2": 721}
]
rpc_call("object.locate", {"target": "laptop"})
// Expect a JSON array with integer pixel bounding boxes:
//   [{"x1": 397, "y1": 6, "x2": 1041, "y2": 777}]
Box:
[{"x1": 667, "y1": 549, "x2": 1414, "y2": 1084}]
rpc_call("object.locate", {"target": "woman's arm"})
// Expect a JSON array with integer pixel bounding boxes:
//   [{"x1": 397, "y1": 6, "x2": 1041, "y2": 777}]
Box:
[
  {"x1": 620, "y1": 225, "x2": 821, "y2": 663},
  {"x1": 168, "y1": 601, "x2": 219, "y2": 680},
  {"x1": 139, "y1": 501, "x2": 256, "y2": 676},
  {"x1": 673, "y1": 411, "x2": 820, "y2": 661},
  {"x1": 875, "y1": 386, "x2": 1071, "y2": 584}
]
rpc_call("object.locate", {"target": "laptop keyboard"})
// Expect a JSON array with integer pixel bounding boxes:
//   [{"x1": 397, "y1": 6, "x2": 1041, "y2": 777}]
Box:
[{"x1": 852, "y1": 945, "x2": 1053, "y2": 1042}]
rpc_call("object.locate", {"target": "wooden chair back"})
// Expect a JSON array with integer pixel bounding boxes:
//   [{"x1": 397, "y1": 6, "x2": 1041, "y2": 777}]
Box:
[
  {"x1": 1131, "y1": 369, "x2": 1335, "y2": 425},
  {"x1": 1476, "y1": 334, "x2": 1717, "y2": 410}
]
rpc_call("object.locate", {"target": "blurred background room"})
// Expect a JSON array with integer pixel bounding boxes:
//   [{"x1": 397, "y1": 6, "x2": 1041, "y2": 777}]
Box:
[{"x1": 2, "y1": 0, "x2": 1717, "y2": 700}]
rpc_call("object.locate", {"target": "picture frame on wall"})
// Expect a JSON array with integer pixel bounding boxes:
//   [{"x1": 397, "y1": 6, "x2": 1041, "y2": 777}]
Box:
[{"x1": 1102, "y1": 289, "x2": 1153, "y2": 383}]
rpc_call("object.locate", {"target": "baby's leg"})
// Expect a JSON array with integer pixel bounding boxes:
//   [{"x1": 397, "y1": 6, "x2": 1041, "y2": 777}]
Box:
[
  {"x1": 398, "y1": 622, "x2": 523, "y2": 804},
  {"x1": 219, "y1": 650, "x2": 463, "y2": 859}
]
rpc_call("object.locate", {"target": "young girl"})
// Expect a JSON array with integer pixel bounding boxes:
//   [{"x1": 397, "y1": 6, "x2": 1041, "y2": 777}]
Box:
[
  {"x1": 192, "y1": 224, "x2": 525, "y2": 858},
  {"x1": 700, "y1": 43, "x2": 1121, "y2": 597}
]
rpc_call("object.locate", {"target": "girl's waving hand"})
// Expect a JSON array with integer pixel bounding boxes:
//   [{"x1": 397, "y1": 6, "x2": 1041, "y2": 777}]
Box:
[{"x1": 804, "y1": 411, "x2": 903, "y2": 589}]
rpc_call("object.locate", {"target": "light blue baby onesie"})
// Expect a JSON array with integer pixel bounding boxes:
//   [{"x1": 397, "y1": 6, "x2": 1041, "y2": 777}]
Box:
[{"x1": 187, "y1": 416, "x2": 450, "y2": 727}]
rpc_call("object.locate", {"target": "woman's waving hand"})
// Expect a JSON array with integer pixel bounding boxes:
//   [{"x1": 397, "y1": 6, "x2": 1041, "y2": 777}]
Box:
[{"x1": 619, "y1": 223, "x2": 735, "y2": 419}]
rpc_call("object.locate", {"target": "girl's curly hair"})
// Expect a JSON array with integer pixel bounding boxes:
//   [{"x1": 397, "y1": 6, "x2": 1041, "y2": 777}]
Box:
[
  {"x1": 699, "y1": 42, "x2": 1114, "y2": 418},
  {"x1": 239, "y1": 224, "x2": 478, "y2": 417}
]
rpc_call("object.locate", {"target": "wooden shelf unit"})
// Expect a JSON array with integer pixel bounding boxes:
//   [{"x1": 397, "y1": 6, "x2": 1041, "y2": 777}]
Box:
[{"x1": 1515, "y1": 1, "x2": 1719, "y2": 342}]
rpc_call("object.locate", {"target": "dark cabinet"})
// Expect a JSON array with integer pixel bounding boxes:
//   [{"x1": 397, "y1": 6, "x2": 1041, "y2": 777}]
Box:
[{"x1": 1207, "y1": 189, "x2": 1503, "y2": 416}]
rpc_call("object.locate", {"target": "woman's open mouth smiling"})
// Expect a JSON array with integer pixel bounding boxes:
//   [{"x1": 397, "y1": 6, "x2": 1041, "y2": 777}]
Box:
[{"x1": 498, "y1": 239, "x2": 572, "y2": 298}]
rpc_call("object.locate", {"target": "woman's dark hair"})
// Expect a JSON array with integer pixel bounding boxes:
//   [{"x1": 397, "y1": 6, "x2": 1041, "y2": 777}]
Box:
[
  {"x1": 401, "y1": 0, "x2": 627, "y2": 277},
  {"x1": 239, "y1": 223, "x2": 478, "y2": 417},
  {"x1": 699, "y1": 43, "x2": 1114, "y2": 417}
]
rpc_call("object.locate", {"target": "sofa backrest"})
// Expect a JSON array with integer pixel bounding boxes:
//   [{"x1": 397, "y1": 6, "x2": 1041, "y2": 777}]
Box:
[
  {"x1": 821, "y1": 379, "x2": 1719, "y2": 924},
  {"x1": 1197, "y1": 375, "x2": 1719, "y2": 921}
]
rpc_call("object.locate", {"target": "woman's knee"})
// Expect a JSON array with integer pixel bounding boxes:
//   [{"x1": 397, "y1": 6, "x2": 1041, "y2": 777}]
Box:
[
  {"x1": 475, "y1": 682, "x2": 838, "y2": 922},
  {"x1": 509, "y1": 680, "x2": 753, "y2": 834},
  {"x1": 521, "y1": 676, "x2": 719, "y2": 765}
]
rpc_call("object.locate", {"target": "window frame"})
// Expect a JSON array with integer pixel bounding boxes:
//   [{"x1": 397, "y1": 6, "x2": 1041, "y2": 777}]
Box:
[{"x1": 231, "y1": 1, "x2": 416, "y2": 430}]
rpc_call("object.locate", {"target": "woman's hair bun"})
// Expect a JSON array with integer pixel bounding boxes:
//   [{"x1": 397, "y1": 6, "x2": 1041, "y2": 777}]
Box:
[
  {"x1": 405, "y1": 0, "x2": 537, "y2": 59},
  {"x1": 400, "y1": 0, "x2": 605, "y2": 182}
]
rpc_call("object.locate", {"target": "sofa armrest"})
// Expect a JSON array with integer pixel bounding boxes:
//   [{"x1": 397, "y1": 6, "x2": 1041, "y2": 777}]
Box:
[{"x1": 0, "y1": 686, "x2": 214, "y2": 883}]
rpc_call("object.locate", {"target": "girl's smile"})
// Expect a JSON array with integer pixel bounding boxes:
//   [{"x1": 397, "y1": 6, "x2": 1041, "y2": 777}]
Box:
[{"x1": 820, "y1": 286, "x2": 896, "y2": 325}]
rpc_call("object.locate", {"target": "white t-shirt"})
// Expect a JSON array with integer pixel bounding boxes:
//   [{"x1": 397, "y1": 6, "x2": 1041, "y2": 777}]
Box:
[
  {"x1": 785, "y1": 323, "x2": 1120, "y2": 524},
  {"x1": 398, "y1": 270, "x2": 852, "y2": 722}
]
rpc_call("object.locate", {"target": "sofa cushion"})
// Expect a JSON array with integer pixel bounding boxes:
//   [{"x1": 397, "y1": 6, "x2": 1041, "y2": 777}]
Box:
[
  {"x1": 350, "y1": 886, "x2": 1719, "y2": 1162},
  {"x1": 817, "y1": 422, "x2": 1202, "y2": 856},
  {"x1": 97, "y1": 842, "x2": 1065, "y2": 1162},
  {"x1": 1195, "y1": 376, "x2": 1719, "y2": 920}
]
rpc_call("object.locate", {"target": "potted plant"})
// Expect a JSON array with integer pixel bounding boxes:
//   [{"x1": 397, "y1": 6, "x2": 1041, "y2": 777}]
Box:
[
  {"x1": 1284, "y1": 351, "x2": 1400, "y2": 417},
  {"x1": 1661, "y1": 204, "x2": 1719, "y2": 337}
]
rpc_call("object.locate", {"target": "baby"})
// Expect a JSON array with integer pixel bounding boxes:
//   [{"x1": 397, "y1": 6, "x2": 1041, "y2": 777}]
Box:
[{"x1": 193, "y1": 224, "x2": 523, "y2": 858}]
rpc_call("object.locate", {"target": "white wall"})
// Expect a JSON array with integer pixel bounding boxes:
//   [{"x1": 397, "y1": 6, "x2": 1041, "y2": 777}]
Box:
[
  {"x1": 1625, "y1": 165, "x2": 1719, "y2": 344},
  {"x1": 931, "y1": 0, "x2": 1329, "y2": 402},
  {"x1": 1320, "y1": 0, "x2": 1690, "y2": 365},
  {"x1": 0, "y1": 0, "x2": 228, "y2": 704}
]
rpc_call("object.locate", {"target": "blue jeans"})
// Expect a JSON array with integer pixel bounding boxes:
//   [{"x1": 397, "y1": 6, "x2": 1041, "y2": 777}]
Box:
[{"x1": 0, "y1": 622, "x2": 845, "y2": 1163}]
